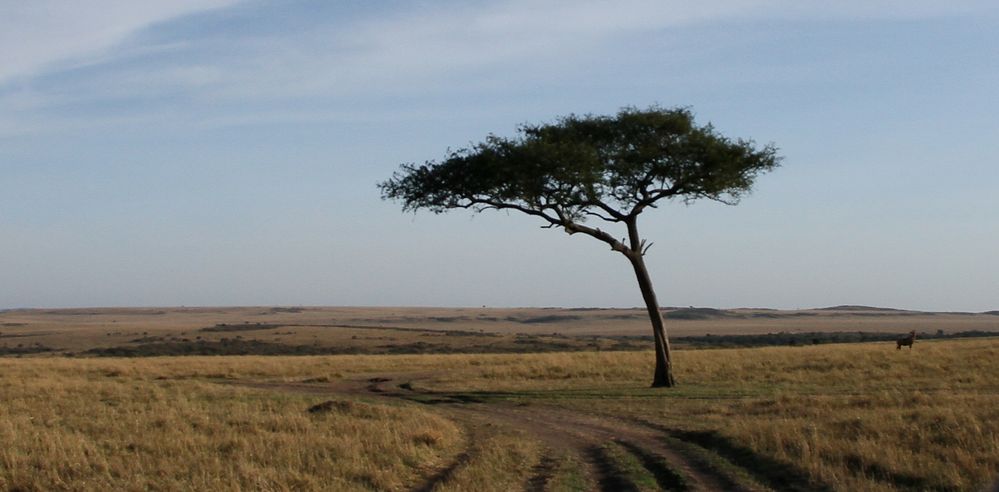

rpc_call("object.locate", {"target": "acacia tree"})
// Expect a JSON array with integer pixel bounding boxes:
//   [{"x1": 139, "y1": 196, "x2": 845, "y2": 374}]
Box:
[{"x1": 379, "y1": 106, "x2": 780, "y2": 387}]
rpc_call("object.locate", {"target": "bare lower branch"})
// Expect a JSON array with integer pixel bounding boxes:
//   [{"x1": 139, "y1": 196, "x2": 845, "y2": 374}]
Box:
[
  {"x1": 562, "y1": 220, "x2": 630, "y2": 255},
  {"x1": 582, "y1": 209, "x2": 620, "y2": 222},
  {"x1": 588, "y1": 199, "x2": 627, "y2": 222},
  {"x1": 705, "y1": 195, "x2": 739, "y2": 206},
  {"x1": 642, "y1": 241, "x2": 654, "y2": 256},
  {"x1": 464, "y1": 198, "x2": 561, "y2": 227}
]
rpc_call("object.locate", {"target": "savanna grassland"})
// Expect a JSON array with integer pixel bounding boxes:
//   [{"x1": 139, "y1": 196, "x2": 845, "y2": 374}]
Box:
[
  {"x1": 0, "y1": 338, "x2": 999, "y2": 490},
  {"x1": 1, "y1": 320, "x2": 997, "y2": 491}
]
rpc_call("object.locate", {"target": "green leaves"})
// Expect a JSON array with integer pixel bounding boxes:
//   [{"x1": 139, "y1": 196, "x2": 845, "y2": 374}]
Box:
[{"x1": 379, "y1": 106, "x2": 781, "y2": 225}]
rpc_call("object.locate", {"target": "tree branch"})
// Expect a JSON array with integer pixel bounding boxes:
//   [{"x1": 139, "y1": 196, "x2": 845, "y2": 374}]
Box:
[
  {"x1": 630, "y1": 181, "x2": 684, "y2": 216},
  {"x1": 641, "y1": 240, "x2": 654, "y2": 256},
  {"x1": 462, "y1": 198, "x2": 561, "y2": 227},
  {"x1": 582, "y1": 209, "x2": 619, "y2": 222},
  {"x1": 705, "y1": 194, "x2": 739, "y2": 206},
  {"x1": 563, "y1": 221, "x2": 630, "y2": 255},
  {"x1": 587, "y1": 198, "x2": 627, "y2": 222}
]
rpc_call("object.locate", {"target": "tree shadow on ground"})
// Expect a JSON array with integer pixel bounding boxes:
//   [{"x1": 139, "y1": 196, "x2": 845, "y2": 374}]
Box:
[{"x1": 667, "y1": 429, "x2": 830, "y2": 492}]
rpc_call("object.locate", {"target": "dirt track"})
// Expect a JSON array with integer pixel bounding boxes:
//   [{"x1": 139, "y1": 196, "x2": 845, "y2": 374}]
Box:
[{"x1": 232, "y1": 374, "x2": 824, "y2": 491}]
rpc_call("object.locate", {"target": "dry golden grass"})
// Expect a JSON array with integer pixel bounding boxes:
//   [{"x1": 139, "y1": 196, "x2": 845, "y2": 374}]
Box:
[
  {"x1": 1, "y1": 338, "x2": 997, "y2": 490},
  {"x1": 570, "y1": 340, "x2": 999, "y2": 491},
  {"x1": 0, "y1": 359, "x2": 460, "y2": 491},
  {"x1": 433, "y1": 432, "x2": 542, "y2": 492}
]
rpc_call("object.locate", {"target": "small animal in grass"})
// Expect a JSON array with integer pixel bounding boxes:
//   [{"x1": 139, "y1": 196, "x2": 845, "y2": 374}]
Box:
[{"x1": 896, "y1": 331, "x2": 916, "y2": 350}]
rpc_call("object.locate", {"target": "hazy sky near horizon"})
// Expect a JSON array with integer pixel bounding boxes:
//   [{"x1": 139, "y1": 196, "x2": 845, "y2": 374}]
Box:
[{"x1": 2, "y1": 1, "x2": 998, "y2": 311}]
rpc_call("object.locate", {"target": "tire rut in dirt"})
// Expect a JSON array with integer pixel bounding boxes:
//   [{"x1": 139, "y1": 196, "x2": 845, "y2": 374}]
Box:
[
  {"x1": 524, "y1": 450, "x2": 559, "y2": 492},
  {"x1": 459, "y1": 405, "x2": 704, "y2": 491},
  {"x1": 410, "y1": 419, "x2": 484, "y2": 492},
  {"x1": 594, "y1": 415, "x2": 749, "y2": 491},
  {"x1": 411, "y1": 449, "x2": 472, "y2": 492},
  {"x1": 668, "y1": 429, "x2": 831, "y2": 492},
  {"x1": 614, "y1": 440, "x2": 689, "y2": 491},
  {"x1": 627, "y1": 418, "x2": 831, "y2": 492},
  {"x1": 505, "y1": 408, "x2": 737, "y2": 491},
  {"x1": 437, "y1": 405, "x2": 617, "y2": 491},
  {"x1": 586, "y1": 445, "x2": 641, "y2": 492}
]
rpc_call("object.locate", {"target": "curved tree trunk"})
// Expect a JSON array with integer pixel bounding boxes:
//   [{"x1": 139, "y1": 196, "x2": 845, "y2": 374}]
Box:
[{"x1": 629, "y1": 254, "x2": 676, "y2": 387}]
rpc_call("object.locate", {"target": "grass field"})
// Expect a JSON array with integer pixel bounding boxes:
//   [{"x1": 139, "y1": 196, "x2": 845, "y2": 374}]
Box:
[{"x1": 2, "y1": 336, "x2": 997, "y2": 491}]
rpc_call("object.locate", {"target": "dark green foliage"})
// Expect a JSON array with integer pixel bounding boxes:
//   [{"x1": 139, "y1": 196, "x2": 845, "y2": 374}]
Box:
[{"x1": 379, "y1": 106, "x2": 780, "y2": 224}]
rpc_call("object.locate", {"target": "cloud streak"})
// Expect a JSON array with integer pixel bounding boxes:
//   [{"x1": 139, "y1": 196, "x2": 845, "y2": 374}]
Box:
[
  {"x1": 1, "y1": 0, "x2": 996, "y2": 136},
  {"x1": 0, "y1": 0, "x2": 239, "y2": 84}
]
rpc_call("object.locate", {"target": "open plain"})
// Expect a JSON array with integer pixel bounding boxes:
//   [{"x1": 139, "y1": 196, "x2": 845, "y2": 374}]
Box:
[
  {"x1": 1, "y1": 306, "x2": 998, "y2": 491},
  {"x1": 2, "y1": 305, "x2": 997, "y2": 356}
]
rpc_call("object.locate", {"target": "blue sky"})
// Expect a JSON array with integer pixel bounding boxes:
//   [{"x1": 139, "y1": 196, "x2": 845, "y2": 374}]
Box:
[{"x1": 2, "y1": 1, "x2": 997, "y2": 311}]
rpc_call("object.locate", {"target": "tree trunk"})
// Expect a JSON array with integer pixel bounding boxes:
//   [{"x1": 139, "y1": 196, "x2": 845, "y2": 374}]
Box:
[{"x1": 629, "y1": 254, "x2": 676, "y2": 387}]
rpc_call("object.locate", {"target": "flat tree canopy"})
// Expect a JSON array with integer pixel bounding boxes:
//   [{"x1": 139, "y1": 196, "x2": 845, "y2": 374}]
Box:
[{"x1": 380, "y1": 106, "x2": 780, "y2": 387}]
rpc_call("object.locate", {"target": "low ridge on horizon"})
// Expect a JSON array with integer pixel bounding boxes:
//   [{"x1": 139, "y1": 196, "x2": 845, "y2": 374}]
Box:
[{"x1": 3, "y1": 304, "x2": 998, "y2": 315}]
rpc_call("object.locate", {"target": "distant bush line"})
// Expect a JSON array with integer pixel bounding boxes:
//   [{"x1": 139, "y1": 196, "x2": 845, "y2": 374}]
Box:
[
  {"x1": 80, "y1": 337, "x2": 646, "y2": 357},
  {"x1": 0, "y1": 345, "x2": 57, "y2": 356},
  {"x1": 671, "y1": 330, "x2": 999, "y2": 348},
  {"x1": 199, "y1": 323, "x2": 283, "y2": 333}
]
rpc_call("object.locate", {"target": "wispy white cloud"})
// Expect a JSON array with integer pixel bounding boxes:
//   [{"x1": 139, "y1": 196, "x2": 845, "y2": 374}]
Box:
[
  {"x1": 0, "y1": 0, "x2": 240, "y2": 84},
  {"x1": 1, "y1": 0, "x2": 995, "y2": 136},
  {"x1": 6, "y1": 0, "x2": 995, "y2": 89}
]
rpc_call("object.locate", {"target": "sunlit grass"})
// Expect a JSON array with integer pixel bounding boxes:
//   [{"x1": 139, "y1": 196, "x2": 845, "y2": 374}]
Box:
[
  {"x1": 566, "y1": 339, "x2": 999, "y2": 491},
  {"x1": 2, "y1": 338, "x2": 997, "y2": 490},
  {"x1": 0, "y1": 362, "x2": 460, "y2": 491}
]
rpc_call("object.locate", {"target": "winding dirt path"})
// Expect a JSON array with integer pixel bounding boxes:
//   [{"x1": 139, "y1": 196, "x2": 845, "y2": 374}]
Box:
[{"x1": 229, "y1": 374, "x2": 749, "y2": 491}]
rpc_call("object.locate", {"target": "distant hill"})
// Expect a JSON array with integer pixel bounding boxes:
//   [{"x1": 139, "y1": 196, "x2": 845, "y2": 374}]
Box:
[
  {"x1": 663, "y1": 307, "x2": 738, "y2": 320},
  {"x1": 815, "y1": 305, "x2": 914, "y2": 312}
]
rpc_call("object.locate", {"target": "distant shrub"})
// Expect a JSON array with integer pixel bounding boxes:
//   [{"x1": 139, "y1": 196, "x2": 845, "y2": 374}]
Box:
[
  {"x1": 664, "y1": 308, "x2": 736, "y2": 320},
  {"x1": 0, "y1": 345, "x2": 56, "y2": 356},
  {"x1": 674, "y1": 330, "x2": 999, "y2": 348},
  {"x1": 199, "y1": 323, "x2": 282, "y2": 333}
]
